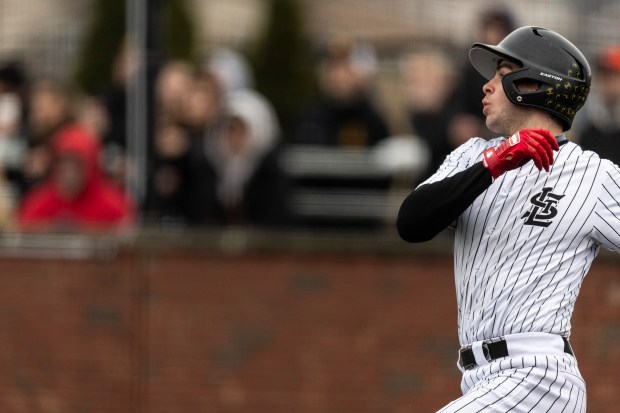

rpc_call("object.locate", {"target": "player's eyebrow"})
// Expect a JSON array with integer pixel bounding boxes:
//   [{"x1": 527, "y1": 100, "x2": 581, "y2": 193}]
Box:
[{"x1": 496, "y1": 59, "x2": 519, "y2": 72}]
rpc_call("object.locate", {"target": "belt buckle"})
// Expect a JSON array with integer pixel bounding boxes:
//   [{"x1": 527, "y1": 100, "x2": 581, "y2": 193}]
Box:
[
  {"x1": 459, "y1": 345, "x2": 476, "y2": 370},
  {"x1": 482, "y1": 341, "x2": 492, "y2": 362}
]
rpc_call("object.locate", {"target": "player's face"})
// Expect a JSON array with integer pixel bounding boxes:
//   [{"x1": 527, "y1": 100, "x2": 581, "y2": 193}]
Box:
[{"x1": 481, "y1": 61, "x2": 534, "y2": 136}]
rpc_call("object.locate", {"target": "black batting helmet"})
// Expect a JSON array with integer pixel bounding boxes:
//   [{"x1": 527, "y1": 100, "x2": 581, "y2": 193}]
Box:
[{"x1": 469, "y1": 26, "x2": 591, "y2": 131}]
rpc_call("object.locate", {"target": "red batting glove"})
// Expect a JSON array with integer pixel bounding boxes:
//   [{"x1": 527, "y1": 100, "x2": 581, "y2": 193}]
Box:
[{"x1": 482, "y1": 129, "x2": 559, "y2": 179}]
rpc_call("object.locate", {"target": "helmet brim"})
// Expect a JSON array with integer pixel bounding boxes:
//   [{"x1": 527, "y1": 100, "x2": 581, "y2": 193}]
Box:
[{"x1": 469, "y1": 43, "x2": 523, "y2": 80}]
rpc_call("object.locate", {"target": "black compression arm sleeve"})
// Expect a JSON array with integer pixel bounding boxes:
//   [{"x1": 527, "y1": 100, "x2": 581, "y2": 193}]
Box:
[{"x1": 396, "y1": 162, "x2": 493, "y2": 243}]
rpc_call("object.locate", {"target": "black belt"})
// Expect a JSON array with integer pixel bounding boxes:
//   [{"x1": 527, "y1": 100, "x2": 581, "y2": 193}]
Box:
[{"x1": 459, "y1": 336, "x2": 574, "y2": 371}]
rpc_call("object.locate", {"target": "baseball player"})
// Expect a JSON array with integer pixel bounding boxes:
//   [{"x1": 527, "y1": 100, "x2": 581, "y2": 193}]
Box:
[{"x1": 397, "y1": 26, "x2": 620, "y2": 412}]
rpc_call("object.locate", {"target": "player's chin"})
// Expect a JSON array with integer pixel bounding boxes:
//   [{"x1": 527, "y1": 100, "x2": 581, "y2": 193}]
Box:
[
  {"x1": 484, "y1": 117, "x2": 498, "y2": 134},
  {"x1": 485, "y1": 117, "x2": 507, "y2": 136}
]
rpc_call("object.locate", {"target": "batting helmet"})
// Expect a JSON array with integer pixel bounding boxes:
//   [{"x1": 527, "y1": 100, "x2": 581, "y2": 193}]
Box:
[{"x1": 469, "y1": 26, "x2": 591, "y2": 131}]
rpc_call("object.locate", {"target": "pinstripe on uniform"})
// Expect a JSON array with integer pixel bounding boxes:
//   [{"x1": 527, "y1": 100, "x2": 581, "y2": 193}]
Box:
[
  {"x1": 422, "y1": 135, "x2": 620, "y2": 412},
  {"x1": 439, "y1": 355, "x2": 586, "y2": 413}
]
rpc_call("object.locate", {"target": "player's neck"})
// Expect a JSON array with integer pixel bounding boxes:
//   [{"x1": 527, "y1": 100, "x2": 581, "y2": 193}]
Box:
[{"x1": 514, "y1": 117, "x2": 563, "y2": 138}]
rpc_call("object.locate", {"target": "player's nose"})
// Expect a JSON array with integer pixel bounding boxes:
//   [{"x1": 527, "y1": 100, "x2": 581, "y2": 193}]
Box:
[{"x1": 482, "y1": 78, "x2": 493, "y2": 95}]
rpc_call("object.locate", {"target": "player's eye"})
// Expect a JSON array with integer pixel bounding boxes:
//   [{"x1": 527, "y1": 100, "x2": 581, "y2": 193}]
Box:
[{"x1": 497, "y1": 68, "x2": 512, "y2": 79}]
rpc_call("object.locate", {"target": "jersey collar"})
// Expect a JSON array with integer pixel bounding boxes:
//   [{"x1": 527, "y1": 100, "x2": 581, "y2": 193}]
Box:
[{"x1": 556, "y1": 134, "x2": 568, "y2": 146}]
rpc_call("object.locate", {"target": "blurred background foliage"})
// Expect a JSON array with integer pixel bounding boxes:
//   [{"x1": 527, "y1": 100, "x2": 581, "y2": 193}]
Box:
[
  {"x1": 248, "y1": 0, "x2": 318, "y2": 136},
  {"x1": 73, "y1": 0, "x2": 197, "y2": 95}
]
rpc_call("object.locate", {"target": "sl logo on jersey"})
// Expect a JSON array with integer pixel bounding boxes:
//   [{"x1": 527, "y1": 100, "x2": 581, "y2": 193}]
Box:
[{"x1": 521, "y1": 187, "x2": 565, "y2": 227}]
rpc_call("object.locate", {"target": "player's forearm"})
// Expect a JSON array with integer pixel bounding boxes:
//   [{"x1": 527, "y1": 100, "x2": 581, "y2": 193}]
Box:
[{"x1": 396, "y1": 162, "x2": 493, "y2": 242}]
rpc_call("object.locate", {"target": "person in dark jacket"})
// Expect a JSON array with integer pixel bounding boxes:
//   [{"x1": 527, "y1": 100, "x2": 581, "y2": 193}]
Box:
[
  {"x1": 188, "y1": 89, "x2": 289, "y2": 227},
  {"x1": 294, "y1": 37, "x2": 390, "y2": 148}
]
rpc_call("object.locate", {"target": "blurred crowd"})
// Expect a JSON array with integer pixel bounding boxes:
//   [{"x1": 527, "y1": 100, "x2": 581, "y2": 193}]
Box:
[{"x1": 0, "y1": 6, "x2": 619, "y2": 235}]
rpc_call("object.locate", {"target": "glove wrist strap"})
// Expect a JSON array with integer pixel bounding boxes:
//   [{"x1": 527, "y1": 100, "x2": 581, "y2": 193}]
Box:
[{"x1": 482, "y1": 148, "x2": 502, "y2": 179}]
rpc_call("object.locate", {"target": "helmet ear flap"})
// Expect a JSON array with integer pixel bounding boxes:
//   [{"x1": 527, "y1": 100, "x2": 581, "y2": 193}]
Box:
[
  {"x1": 501, "y1": 67, "x2": 541, "y2": 104},
  {"x1": 501, "y1": 66, "x2": 586, "y2": 131}
]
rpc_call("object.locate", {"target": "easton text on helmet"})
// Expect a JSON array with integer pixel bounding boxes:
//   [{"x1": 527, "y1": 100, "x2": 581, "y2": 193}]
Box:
[{"x1": 539, "y1": 72, "x2": 563, "y2": 81}]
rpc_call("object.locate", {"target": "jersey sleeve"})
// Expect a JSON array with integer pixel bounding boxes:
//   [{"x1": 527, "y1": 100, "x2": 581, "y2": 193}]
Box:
[
  {"x1": 419, "y1": 137, "x2": 495, "y2": 186},
  {"x1": 591, "y1": 161, "x2": 620, "y2": 252},
  {"x1": 396, "y1": 137, "x2": 496, "y2": 242}
]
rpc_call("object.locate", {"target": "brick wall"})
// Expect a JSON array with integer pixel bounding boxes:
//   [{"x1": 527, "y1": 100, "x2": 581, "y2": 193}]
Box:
[{"x1": 0, "y1": 241, "x2": 617, "y2": 412}]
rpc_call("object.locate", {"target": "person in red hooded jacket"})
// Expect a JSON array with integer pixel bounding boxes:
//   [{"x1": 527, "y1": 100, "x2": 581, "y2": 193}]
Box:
[{"x1": 17, "y1": 123, "x2": 135, "y2": 232}]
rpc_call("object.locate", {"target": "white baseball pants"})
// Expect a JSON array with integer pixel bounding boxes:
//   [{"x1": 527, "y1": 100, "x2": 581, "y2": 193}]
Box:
[{"x1": 437, "y1": 333, "x2": 586, "y2": 412}]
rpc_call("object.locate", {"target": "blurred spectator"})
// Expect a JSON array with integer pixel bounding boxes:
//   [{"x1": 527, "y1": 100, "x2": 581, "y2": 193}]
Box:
[
  {"x1": 155, "y1": 60, "x2": 195, "y2": 125},
  {"x1": 293, "y1": 37, "x2": 390, "y2": 147},
  {"x1": 205, "y1": 47, "x2": 254, "y2": 95},
  {"x1": 28, "y1": 79, "x2": 74, "y2": 145},
  {"x1": 179, "y1": 71, "x2": 223, "y2": 139},
  {"x1": 17, "y1": 123, "x2": 135, "y2": 233},
  {"x1": 143, "y1": 60, "x2": 197, "y2": 225},
  {"x1": 75, "y1": 94, "x2": 109, "y2": 139},
  {"x1": 449, "y1": 6, "x2": 516, "y2": 146},
  {"x1": 575, "y1": 46, "x2": 620, "y2": 166},
  {"x1": 0, "y1": 60, "x2": 28, "y2": 142},
  {"x1": 0, "y1": 170, "x2": 15, "y2": 229},
  {"x1": 399, "y1": 49, "x2": 458, "y2": 181},
  {"x1": 97, "y1": 39, "x2": 139, "y2": 188},
  {"x1": 0, "y1": 61, "x2": 29, "y2": 227},
  {"x1": 21, "y1": 78, "x2": 75, "y2": 194},
  {"x1": 186, "y1": 89, "x2": 289, "y2": 226},
  {"x1": 145, "y1": 120, "x2": 193, "y2": 224}
]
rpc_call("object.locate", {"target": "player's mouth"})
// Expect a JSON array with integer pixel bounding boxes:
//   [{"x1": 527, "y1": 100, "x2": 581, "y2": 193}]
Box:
[{"x1": 482, "y1": 102, "x2": 490, "y2": 115}]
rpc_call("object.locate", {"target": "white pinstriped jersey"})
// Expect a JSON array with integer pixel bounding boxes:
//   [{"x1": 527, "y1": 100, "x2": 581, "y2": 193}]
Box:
[{"x1": 421, "y1": 135, "x2": 620, "y2": 346}]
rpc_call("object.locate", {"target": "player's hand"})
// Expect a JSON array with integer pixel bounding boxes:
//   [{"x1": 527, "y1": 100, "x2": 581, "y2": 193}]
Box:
[{"x1": 482, "y1": 129, "x2": 559, "y2": 179}]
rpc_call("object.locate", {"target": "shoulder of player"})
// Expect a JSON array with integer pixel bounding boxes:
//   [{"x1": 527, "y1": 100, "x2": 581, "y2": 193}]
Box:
[
  {"x1": 569, "y1": 142, "x2": 618, "y2": 168},
  {"x1": 565, "y1": 142, "x2": 620, "y2": 184},
  {"x1": 439, "y1": 136, "x2": 504, "y2": 168},
  {"x1": 601, "y1": 157, "x2": 620, "y2": 179},
  {"x1": 455, "y1": 136, "x2": 504, "y2": 155}
]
